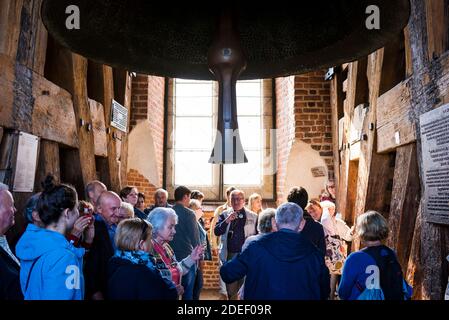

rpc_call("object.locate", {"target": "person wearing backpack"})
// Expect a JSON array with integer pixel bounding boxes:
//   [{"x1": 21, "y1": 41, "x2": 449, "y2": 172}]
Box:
[{"x1": 338, "y1": 210, "x2": 412, "y2": 300}]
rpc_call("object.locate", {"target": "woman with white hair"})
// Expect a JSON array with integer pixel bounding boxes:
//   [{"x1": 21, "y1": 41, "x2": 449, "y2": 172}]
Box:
[
  {"x1": 147, "y1": 207, "x2": 203, "y2": 296},
  {"x1": 320, "y1": 200, "x2": 353, "y2": 299}
]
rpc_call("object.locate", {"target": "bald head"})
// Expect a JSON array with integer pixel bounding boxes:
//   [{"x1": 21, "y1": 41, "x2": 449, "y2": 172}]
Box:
[
  {"x1": 97, "y1": 191, "x2": 121, "y2": 225},
  {"x1": 0, "y1": 189, "x2": 17, "y2": 235},
  {"x1": 86, "y1": 180, "x2": 107, "y2": 210}
]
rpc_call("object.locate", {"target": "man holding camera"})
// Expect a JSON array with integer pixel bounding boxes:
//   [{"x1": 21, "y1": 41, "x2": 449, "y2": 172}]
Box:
[{"x1": 214, "y1": 189, "x2": 258, "y2": 300}]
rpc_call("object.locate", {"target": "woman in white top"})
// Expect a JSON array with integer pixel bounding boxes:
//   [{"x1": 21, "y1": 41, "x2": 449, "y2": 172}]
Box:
[{"x1": 320, "y1": 200, "x2": 353, "y2": 299}]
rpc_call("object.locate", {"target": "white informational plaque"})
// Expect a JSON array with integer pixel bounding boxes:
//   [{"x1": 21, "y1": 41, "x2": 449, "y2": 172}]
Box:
[
  {"x1": 13, "y1": 132, "x2": 40, "y2": 192},
  {"x1": 111, "y1": 99, "x2": 128, "y2": 132},
  {"x1": 420, "y1": 103, "x2": 449, "y2": 225}
]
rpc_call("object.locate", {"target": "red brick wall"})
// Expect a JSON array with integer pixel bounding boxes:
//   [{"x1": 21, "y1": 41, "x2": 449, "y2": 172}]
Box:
[
  {"x1": 130, "y1": 74, "x2": 149, "y2": 129},
  {"x1": 202, "y1": 210, "x2": 221, "y2": 289},
  {"x1": 275, "y1": 71, "x2": 333, "y2": 205},
  {"x1": 128, "y1": 74, "x2": 165, "y2": 193},
  {"x1": 147, "y1": 76, "x2": 165, "y2": 187},
  {"x1": 294, "y1": 70, "x2": 334, "y2": 175},
  {"x1": 275, "y1": 76, "x2": 296, "y2": 204},
  {"x1": 126, "y1": 169, "x2": 157, "y2": 208}
]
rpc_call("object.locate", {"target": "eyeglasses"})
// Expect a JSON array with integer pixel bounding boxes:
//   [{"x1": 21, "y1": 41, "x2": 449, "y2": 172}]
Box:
[{"x1": 328, "y1": 185, "x2": 336, "y2": 189}]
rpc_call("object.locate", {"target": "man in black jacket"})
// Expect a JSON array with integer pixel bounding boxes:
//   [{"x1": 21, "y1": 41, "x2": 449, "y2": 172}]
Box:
[
  {"x1": 0, "y1": 183, "x2": 23, "y2": 300},
  {"x1": 287, "y1": 186, "x2": 326, "y2": 256},
  {"x1": 84, "y1": 191, "x2": 121, "y2": 300}
]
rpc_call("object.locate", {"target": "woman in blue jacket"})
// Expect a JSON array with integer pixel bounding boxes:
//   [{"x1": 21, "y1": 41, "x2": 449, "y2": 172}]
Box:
[{"x1": 16, "y1": 176, "x2": 86, "y2": 300}]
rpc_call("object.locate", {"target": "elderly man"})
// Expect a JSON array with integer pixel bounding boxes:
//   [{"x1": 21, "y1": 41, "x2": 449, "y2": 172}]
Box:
[
  {"x1": 214, "y1": 189, "x2": 258, "y2": 300},
  {"x1": 85, "y1": 180, "x2": 107, "y2": 212},
  {"x1": 220, "y1": 202, "x2": 330, "y2": 300},
  {"x1": 0, "y1": 183, "x2": 22, "y2": 299},
  {"x1": 144, "y1": 188, "x2": 172, "y2": 214},
  {"x1": 84, "y1": 191, "x2": 121, "y2": 300}
]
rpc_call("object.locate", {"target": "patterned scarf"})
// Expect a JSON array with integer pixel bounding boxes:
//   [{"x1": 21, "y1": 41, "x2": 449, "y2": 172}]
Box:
[{"x1": 114, "y1": 249, "x2": 156, "y2": 271}]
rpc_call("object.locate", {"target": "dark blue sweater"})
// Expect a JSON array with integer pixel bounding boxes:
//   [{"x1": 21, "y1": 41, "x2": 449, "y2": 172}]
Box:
[
  {"x1": 107, "y1": 257, "x2": 178, "y2": 300},
  {"x1": 220, "y1": 229, "x2": 330, "y2": 300}
]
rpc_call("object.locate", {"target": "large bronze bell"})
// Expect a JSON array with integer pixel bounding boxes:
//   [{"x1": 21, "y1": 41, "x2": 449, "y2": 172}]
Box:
[{"x1": 41, "y1": 0, "x2": 410, "y2": 164}]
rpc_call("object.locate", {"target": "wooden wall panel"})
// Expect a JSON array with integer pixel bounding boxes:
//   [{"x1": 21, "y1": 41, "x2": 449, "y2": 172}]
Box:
[
  {"x1": 377, "y1": 79, "x2": 416, "y2": 153},
  {"x1": 0, "y1": 53, "x2": 78, "y2": 147},
  {"x1": 387, "y1": 144, "x2": 420, "y2": 270},
  {"x1": 15, "y1": 0, "x2": 47, "y2": 75},
  {"x1": 425, "y1": 0, "x2": 449, "y2": 59},
  {"x1": 34, "y1": 139, "x2": 60, "y2": 190},
  {"x1": 0, "y1": 0, "x2": 23, "y2": 58},
  {"x1": 88, "y1": 99, "x2": 107, "y2": 157}
]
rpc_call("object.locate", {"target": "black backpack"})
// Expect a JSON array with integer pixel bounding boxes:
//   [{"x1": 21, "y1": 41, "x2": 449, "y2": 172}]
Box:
[{"x1": 363, "y1": 245, "x2": 404, "y2": 300}]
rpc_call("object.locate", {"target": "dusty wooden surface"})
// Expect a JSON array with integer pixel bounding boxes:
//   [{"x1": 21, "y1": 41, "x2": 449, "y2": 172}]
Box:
[
  {"x1": 34, "y1": 139, "x2": 60, "y2": 190},
  {"x1": 0, "y1": 0, "x2": 23, "y2": 58},
  {"x1": 88, "y1": 98, "x2": 107, "y2": 157},
  {"x1": 15, "y1": 0, "x2": 47, "y2": 75},
  {"x1": 376, "y1": 79, "x2": 416, "y2": 153},
  {"x1": 387, "y1": 144, "x2": 420, "y2": 270},
  {"x1": 0, "y1": 53, "x2": 78, "y2": 147}
]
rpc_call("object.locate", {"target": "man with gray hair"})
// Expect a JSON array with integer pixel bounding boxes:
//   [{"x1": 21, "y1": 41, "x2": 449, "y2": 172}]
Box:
[
  {"x1": 220, "y1": 202, "x2": 330, "y2": 300},
  {"x1": 0, "y1": 182, "x2": 23, "y2": 299},
  {"x1": 144, "y1": 188, "x2": 172, "y2": 215}
]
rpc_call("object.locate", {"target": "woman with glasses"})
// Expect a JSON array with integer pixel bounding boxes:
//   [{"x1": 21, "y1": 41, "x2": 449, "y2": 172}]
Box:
[
  {"x1": 320, "y1": 179, "x2": 336, "y2": 203},
  {"x1": 107, "y1": 218, "x2": 178, "y2": 300}
]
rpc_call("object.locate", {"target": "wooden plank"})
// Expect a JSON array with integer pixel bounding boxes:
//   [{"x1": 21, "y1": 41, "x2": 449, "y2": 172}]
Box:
[
  {"x1": 113, "y1": 68, "x2": 132, "y2": 187},
  {"x1": 34, "y1": 139, "x2": 60, "y2": 191},
  {"x1": 376, "y1": 78, "x2": 417, "y2": 153},
  {"x1": 345, "y1": 159, "x2": 359, "y2": 225},
  {"x1": 68, "y1": 53, "x2": 97, "y2": 187},
  {"x1": 353, "y1": 49, "x2": 394, "y2": 250},
  {"x1": 0, "y1": 53, "x2": 78, "y2": 147},
  {"x1": 15, "y1": 0, "x2": 48, "y2": 75},
  {"x1": 336, "y1": 62, "x2": 358, "y2": 221},
  {"x1": 101, "y1": 65, "x2": 121, "y2": 192},
  {"x1": 407, "y1": 0, "x2": 449, "y2": 299},
  {"x1": 330, "y1": 72, "x2": 344, "y2": 193},
  {"x1": 387, "y1": 144, "x2": 420, "y2": 271},
  {"x1": 0, "y1": 0, "x2": 23, "y2": 58},
  {"x1": 425, "y1": 0, "x2": 448, "y2": 60},
  {"x1": 406, "y1": 203, "x2": 423, "y2": 300},
  {"x1": 404, "y1": 26, "x2": 413, "y2": 77},
  {"x1": 88, "y1": 99, "x2": 107, "y2": 157}
]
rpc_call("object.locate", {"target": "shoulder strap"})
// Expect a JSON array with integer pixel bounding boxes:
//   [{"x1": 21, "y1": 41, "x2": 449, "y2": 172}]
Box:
[{"x1": 24, "y1": 256, "x2": 41, "y2": 293}]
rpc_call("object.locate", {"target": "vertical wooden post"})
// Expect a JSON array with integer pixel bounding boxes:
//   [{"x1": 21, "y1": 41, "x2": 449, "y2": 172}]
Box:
[
  {"x1": 407, "y1": 0, "x2": 449, "y2": 299},
  {"x1": 352, "y1": 49, "x2": 394, "y2": 250},
  {"x1": 0, "y1": 0, "x2": 23, "y2": 59},
  {"x1": 330, "y1": 71, "x2": 343, "y2": 205},
  {"x1": 15, "y1": 0, "x2": 47, "y2": 75},
  {"x1": 68, "y1": 53, "x2": 97, "y2": 189},
  {"x1": 387, "y1": 144, "x2": 420, "y2": 270},
  {"x1": 101, "y1": 65, "x2": 121, "y2": 192},
  {"x1": 34, "y1": 139, "x2": 60, "y2": 190}
]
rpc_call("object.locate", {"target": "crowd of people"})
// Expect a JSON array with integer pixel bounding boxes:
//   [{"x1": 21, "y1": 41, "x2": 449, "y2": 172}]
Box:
[{"x1": 0, "y1": 176, "x2": 412, "y2": 300}]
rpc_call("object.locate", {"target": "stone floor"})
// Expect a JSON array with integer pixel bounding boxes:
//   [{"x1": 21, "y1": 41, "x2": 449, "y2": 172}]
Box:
[{"x1": 199, "y1": 289, "x2": 225, "y2": 300}]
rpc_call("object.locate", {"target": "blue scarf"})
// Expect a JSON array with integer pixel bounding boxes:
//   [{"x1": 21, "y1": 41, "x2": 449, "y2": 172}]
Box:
[{"x1": 114, "y1": 249, "x2": 156, "y2": 271}]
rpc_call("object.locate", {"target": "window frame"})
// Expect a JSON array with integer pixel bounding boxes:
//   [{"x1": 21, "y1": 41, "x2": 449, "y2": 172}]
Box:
[{"x1": 164, "y1": 78, "x2": 276, "y2": 202}]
